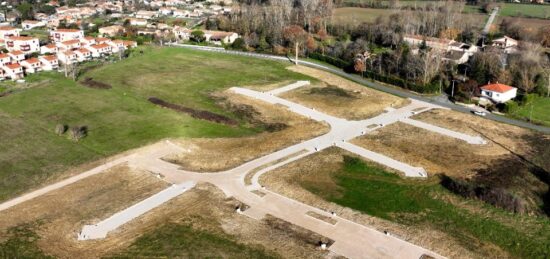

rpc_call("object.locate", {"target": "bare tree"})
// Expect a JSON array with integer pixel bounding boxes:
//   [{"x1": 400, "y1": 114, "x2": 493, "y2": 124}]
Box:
[{"x1": 284, "y1": 25, "x2": 308, "y2": 65}]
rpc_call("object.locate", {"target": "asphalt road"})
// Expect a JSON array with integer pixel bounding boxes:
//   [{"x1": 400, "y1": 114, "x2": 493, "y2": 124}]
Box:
[{"x1": 168, "y1": 43, "x2": 550, "y2": 134}]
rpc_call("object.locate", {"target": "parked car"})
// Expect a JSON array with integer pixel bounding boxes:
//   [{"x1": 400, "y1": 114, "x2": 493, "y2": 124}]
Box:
[{"x1": 472, "y1": 110, "x2": 487, "y2": 116}]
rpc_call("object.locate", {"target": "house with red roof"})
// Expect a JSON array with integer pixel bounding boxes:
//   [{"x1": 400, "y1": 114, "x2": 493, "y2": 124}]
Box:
[
  {"x1": 6, "y1": 36, "x2": 40, "y2": 53},
  {"x1": 3, "y1": 63, "x2": 24, "y2": 79},
  {"x1": 50, "y1": 29, "x2": 84, "y2": 42},
  {"x1": 20, "y1": 58, "x2": 42, "y2": 73},
  {"x1": 480, "y1": 82, "x2": 518, "y2": 103},
  {"x1": 40, "y1": 44, "x2": 58, "y2": 55},
  {"x1": 8, "y1": 51, "x2": 26, "y2": 62},
  {"x1": 39, "y1": 55, "x2": 59, "y2": 71},
  {"x1": 0, "y1": 26, "x2": 21, "y2": 40},
  {"x1": 0, "y1": 53, "x2": 11, "y2": 66},
  {"x1": 89, "y1": 43, "x2": 112, "y2": 57},
  {"x1": 74, "y1": 48, "x2": 92, "y2": 62}
]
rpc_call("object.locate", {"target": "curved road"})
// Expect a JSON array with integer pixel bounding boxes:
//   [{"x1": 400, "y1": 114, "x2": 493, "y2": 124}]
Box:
[{"x1": 168, "y1": 43, "x2": 550, "y2": 134}]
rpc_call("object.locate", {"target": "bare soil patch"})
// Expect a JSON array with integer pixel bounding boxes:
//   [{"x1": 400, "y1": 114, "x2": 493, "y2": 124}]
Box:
[
  {"x1": 148, "y1": 97, "x2": 238, "y2": 126},
  {"x1": 80, "y1": 77, "x2": 112, "y2": 89},
  {"x1": 165, "y1": 91, "x2": 329, "y2": 172},
  {"x1": 283, "y1": 65, "x2": 408, "y2": 120},
  {"x1": 259, "y1": 147, "x2": 481, "y2": 258}
]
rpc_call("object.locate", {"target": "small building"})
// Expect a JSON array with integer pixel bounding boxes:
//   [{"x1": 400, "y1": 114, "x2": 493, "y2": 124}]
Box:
[
  {"x1": 40, "y1": 44, "x2": 58, "y2": 54},
  {"x1": 50, "y1": 29, "x2": 84, "y2": 42},
  {"x1": 128, "y1": 18, "x2": 148, "y2": 26},
  {"x1": 20, "y1": 57, "x2": 42, "y2": 74},
  {"x1": 480, "y1": 82, "x2": 518, "y2": 103},
  {"x1": 22, "y1": 20, "x2": 46, "y2": 30},
  {"x1": 492, "y1": 36, "x2": 519, "y2": 54},
  {"x1": 74, "y1": 48, "x2": 92, "y2": 62},
  {"x1": 3, "y1": 63, "x2": 24, "y2": 79},
  {"x1": 57, "y1": 50, "x2": 78, "y2": 64},
  {"x1": 135, "y1": 10, "x2": 157, "y2": 20},
  {"x1": 89, "y1": 43, "x2": 112, "y2": 57},
  {"x1": 39, "y1": 55, "x2": 59, "y2": 71},
  {"x1": 0, "y1": 26, "x2": 21, "y2": 40},
  {"x1": 0, "y1": 53, "x2": 11, "y2": 65},
  {"x1": 8, "y1": 51, "x2": 26, "y2": 62},
  {"x1": 5, "y1": 36, "x2": 40, "y2": 53},
  {"x1": 205, "y1": 31, "x2": 239, "y2": 45},
  {"x1": 57, "y1": 39, "x2": 81, "y2": 51},
  {"x1": 98, "y1": 25, "x2": 124, "y2": 37}
]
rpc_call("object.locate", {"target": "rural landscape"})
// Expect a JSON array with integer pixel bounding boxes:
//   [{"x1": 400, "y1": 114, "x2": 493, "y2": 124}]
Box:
[{"x1": 0, "y1": 0, "x2": 549, "y2": 258}]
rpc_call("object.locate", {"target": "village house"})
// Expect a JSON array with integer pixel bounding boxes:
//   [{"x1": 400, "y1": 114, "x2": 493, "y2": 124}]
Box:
[
  {"x1": 158, "y1": 7, "x2": 174, "y2": 16},
  {"x1": 6, "y1": 36, "x2": 40, "y2": 53},
  {"x1": 74, "y1": 48, "x2": 92, "y2": 62},
  {"x1": 40, "y1": 44, "x2": 58, "y2": 54},
  {"x1": 173, "y1": 26, "x2": 192, "y2": 40},
  {"x1": 135, "y1": 10, "x2": 158, "y2": 20},
  {"x1": 173, "y1": 9, "x2": 190, "y2": 17},
  {"x1": 0, "y1": 53, "x2": 10, "y2": 65},
  {"x1": 480, "y1": 82, "x2": 518, "y2": 103},
  {"x1": 129, "y1": 18, "x2": 148, "y2": 26},
  {"x1": 204, "y1": 30, "x2": 239, "y2": 45},
  {"x1": 492, "y1": 36, "x2": 519, "y2": 54},
  {"x1": 20, "y1": 58, "x2": 42, "y2": 74},
  {"x1": 57, "y1": 39, "x2": 81, "y2": 51},
  {"x1": 98, "y1": 25, "x2": 124, "y2": 37},
  {"x1": 8, "y1": 51, "x2": 26, "y2": 63},
  {"x1": 89, "y1": 43, "x2": 113, "y2": 57},
  {"x1": 80, "y1": 36, "x2": 97, "y2": 46},
  {"x1": 403, "y1": 34, "x2": 454, "y2": 52},
  {"x1": 22, "y1": 20, "x2": 46, "y2": 30},
  {"x1": 3, "y1": 63, "x2": 24, "y2": 79},
  {"x1": 108, "y1": 39, "x2": 137, "y2": 52},
  {"x1": 39, "y1": 55, "x2": 59, "y2": 71},
  {"x1": 0, "y1": 69, "x2": 5, "y2": 80},
  {"x1": 50, "y1": 29, "x2": 84, "y2": 42},
  {"x1": 57, "y1": 50, "x2": 78, "y2": 64},
  {"x1": 0, "y1": 26, "x2": 21, "y2": 39}
]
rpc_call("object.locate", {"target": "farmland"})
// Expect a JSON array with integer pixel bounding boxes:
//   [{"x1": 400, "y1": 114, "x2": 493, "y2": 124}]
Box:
[{"x1": 0, "y1": 46, "x2": 311, "y2": 202}]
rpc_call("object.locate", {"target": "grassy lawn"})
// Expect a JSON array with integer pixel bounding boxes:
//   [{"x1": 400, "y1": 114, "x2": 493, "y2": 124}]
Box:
[
  {"x1": 509, "y1": 95, "x2": 550, "y2": 126},
  {"x1": 500, "y1": 3, "x2": 550, "y2": 19},
  {"x1": 0, "y1": 46, "x2": 310, "y2": 202},
  {"x1": 301, "y1": 156, "x2": 550, "y2": 258},
  {"x1": 109, "y1": 222, "x2": 279, "y2": 258}
]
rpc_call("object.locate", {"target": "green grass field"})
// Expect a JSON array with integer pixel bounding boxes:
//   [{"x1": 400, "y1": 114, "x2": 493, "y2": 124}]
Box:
[
  {"x1": 0, "y1": 46, "x2": 310, "y2": 202},
  {"x1": 301, "y1": 156, "x2": 550, "y2": 258},
  {"x1": 510, "y1": 96, "x2": 550, "y2": 126}
]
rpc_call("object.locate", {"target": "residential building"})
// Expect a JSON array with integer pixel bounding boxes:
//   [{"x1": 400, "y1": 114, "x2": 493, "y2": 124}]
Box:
[
  {"x1": 492, "y1": 36, "x2": 519, "y2": 54},
  {"x1": 4, "y1": 63, "x2": 24, "y2": 79},
  {"x1": 403, "y1": 34, "x2": 453, "y2": 52},
  {"x1": 74, "y1": 48, "x2": 92, "y2": 62},
  {"x1": 98, "y1": 25, "x2": 124, "y2": 37},
  {"x1": 480, "y1": 82, "x2": 518, "y2": 103},
  {"x1": 20, "y1": 58, "x2": 42, "y2": 73},
  {"x1": 173, "y1": 26, "x2": 191, "y2": 40},
  {"x1": 89, "y1": 43, "x2": 113, "y2": 57},
  {"x1": 205, "y1": 31, "x2": 239, "y2": 45},
  {"x1": 41, "y1": 44, "x2": 58, "y2": 54},
  {"x1": 57, "y1": 50, "x2": 78, "y2": 64},
  {"x1": 57, "y1": 39, "x2": 81, "y2": 51},
  {"x1": 5, "y1": 36, "x2": 40, "y2": 53},
  {"x1": 8, "y1": 51, "x2": 26, "y2": 63},
  {"x1": 39, "y1": 55, "x2": 59, "y2": 71},
  {"x1": 22, "y1": 20, "x2": 46, "y2": 30},
  {"x1": 0, "y1": 53, "x2": 11, "y2": 65},
  {"x1": 0, "y1": 26, "x2": 21, "y2": 39},
  {"x1": 136, "y1": 10, "x2": 157, "y2": 20},
  {"x1": 80, "y1": 36, "x2": 96, "y2": 46},
  {"x1": 50, "y1": 29, "x2": 84, "y2": 42},
  {"x1": 129, "y1": 18, "x2": 148, "y2": 26}
]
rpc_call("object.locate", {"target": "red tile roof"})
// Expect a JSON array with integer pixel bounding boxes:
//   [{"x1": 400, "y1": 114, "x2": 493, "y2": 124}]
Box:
[
  {"x1": 61, "y1": 39, "x2": 80, "y2": 45},
  {"x1": 7, "y1": 36, "x2": 36, "y2": 41},
  {"x1": 0, "y1": 53, "x2": 9, "y2": 59},
  {"x1": 6, "y1": 63, "x2": 21, "y2": 69},
  {"x1": 77, "y1": 48, "x2": 91, "y2": 53},
  {"x1": 41, "y1": 55, "x2": 57, "y2": 61},
  {"x1": 91, "y1": 43, "x2": 110, "y2": 49},
  {"x1": 481, "y1": 83, "x2": 515, "y2": 93},
  {"x1": 24, "y1": 57, "x2": 40, "y2": 64},
  {"x1": 9, "y1": 50, "x2": 24, "y2": 55},
  {"x1": 0, "y1": 26, "x2": 17, "y2": 31}
]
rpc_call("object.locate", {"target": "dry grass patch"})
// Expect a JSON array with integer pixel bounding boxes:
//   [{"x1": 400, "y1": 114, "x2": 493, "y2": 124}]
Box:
[
  {"x1": 166, "y1": 91, "x2": 329, "y2": 172},
  {"x1": 351, "y1": 122, "x2": 510, "y2": 178},
  {"x1": 283, "y1": 66, "x2": 408, "y2": 120}
]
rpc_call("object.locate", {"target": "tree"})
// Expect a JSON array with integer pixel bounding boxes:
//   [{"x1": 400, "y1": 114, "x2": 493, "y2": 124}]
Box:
[
  {"x1": 191, "y1": 30, "x2": 205, "y2": 43},
  {"x1": 354, "y1": 55, "x2": 366, "y2": 77},
  {"x1": 16, "y1": 2, "x2": 33, "y2": 20},
  {"x1": 538, "y1": 26, "x2": 550, "y2": 48},
  {"x1": 284, "y1": 25, "x2": 308, "y2": 65}
]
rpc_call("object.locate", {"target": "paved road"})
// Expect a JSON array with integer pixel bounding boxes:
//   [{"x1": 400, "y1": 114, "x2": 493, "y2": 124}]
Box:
[
  {"x1": 0, "y1": 81, "x2": 494, "y2": 258},
  {"x1": 168, "y1": 43, "x2": 550, "y2": 134},
  {"x1": 483, "y1": 7, "x2": 500, "y2": 35}
]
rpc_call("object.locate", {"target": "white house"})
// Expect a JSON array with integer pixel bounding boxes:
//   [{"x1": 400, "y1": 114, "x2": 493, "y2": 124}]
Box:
[
  {"x1": 40, "y1": 44, "x2": 58, "y2": 54},
  {"x1": 20, "y1": 57, "x2": 42, "y2": 74},
  {"x1": 98, "y1": 25, "x2": 124, "y2": 37},
  {"x1": 0, "y1": 53, "x2": 11, "y2": 65},
  {"x1": 480, "y1": 83, "x2": 518, "y2": 103},
  {"x1": 158, "y1": 7, "x2": 174, "y2": 16},
  {"x1": 8, "y1": 51, "x2": 26, "y2": 63},
  {"x1": 89, "y1": 43, "x2": 112, "y2": 57},
  {"x1": 205, "y1": 30, "x2": 239, "y2": 45},
  {"x1": 173, "y1": 9, "x2": 190, "y2": 17},
  {"x1": 50, "y1": 29, "x2": 84, "y2": 42},
  {"x1": 0, "y1": 26, "x2": 21, "y2": 39},
  {"x1": 3, "y1": 63, "x2": 24, "y2": 79},
  {"x1": 492, "y1": 36, "x2": 519, "y2": 54},
  {"x1": 58, "y1": 50, "x2": 78, "y2": 64},
  {"x1": 39, "y1": 55, "x2": 59, "y2": 71},
  {"x1": 5, "y1": 36, "x2": 40, "y2": 53},
  {"x1": 173, "y1": 26, "x2": 191, "y2": 40},
  {"x1": 128, "y1": 18, "x2": 148, "y2": 26},
  {"x1": 74, "y1": 48, "x2": 92, "y2": 62},
  {"x1": 57, "y1": 39, "x2": 81, "y2": 51},
  {"x1": 22, "y1": 20, "x2": 46, "y2": 30},
  {"x1": 135, "y1": 10, "x2": 157, "y2": 20}
]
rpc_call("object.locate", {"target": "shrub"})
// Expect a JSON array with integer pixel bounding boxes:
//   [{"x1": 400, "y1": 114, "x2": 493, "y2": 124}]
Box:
[
  {"x1": 69, "y1": 126, "x2": 87, "y2": 141},
  {"x1": 54, "y1": 124, "x2": 67, "y2": 135},
  {"x1": 504, "y1": 100, "x2": 519, "y2": 113},
  {"x1": 231, "y1": 38, "x2": 246, "y2": 51}
]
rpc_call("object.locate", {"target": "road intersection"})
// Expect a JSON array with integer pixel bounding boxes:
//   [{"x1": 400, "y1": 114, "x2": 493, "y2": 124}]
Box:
[{"x1": 0, "y1": 81, "x2": 488, "y2": 258}]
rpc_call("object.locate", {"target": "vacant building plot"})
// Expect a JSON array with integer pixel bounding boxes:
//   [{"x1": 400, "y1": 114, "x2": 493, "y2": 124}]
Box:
[
  {"x1": 282, "y1": 66, "x2": 408, "y2": 120},
  {"x1": 0, "y1": 165, "x2": 330, "y2": 258},
  {"x1": 165, "y1": 91, "x2": 329, "y2": 172},
  {"x1": 259, "y1": 147, "x2": 550, "y2": 258}
]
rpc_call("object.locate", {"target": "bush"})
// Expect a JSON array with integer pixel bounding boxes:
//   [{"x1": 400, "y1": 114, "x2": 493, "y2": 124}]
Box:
[
  {"x1": 69, "y1": 126, "x2": 87, "y2": 141},
  {"x1": 54, "y1": 124, "x2": 67, "y2": 135},
  {"x1": 308, "y1": 53, "x2": 351, "y2": 69},
  {"x1": 504, "y1": 100, "x2": 519, "y2": 113},
  {"x1": 230, "y1": 38, "x2": 246, "y2": 51}
]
